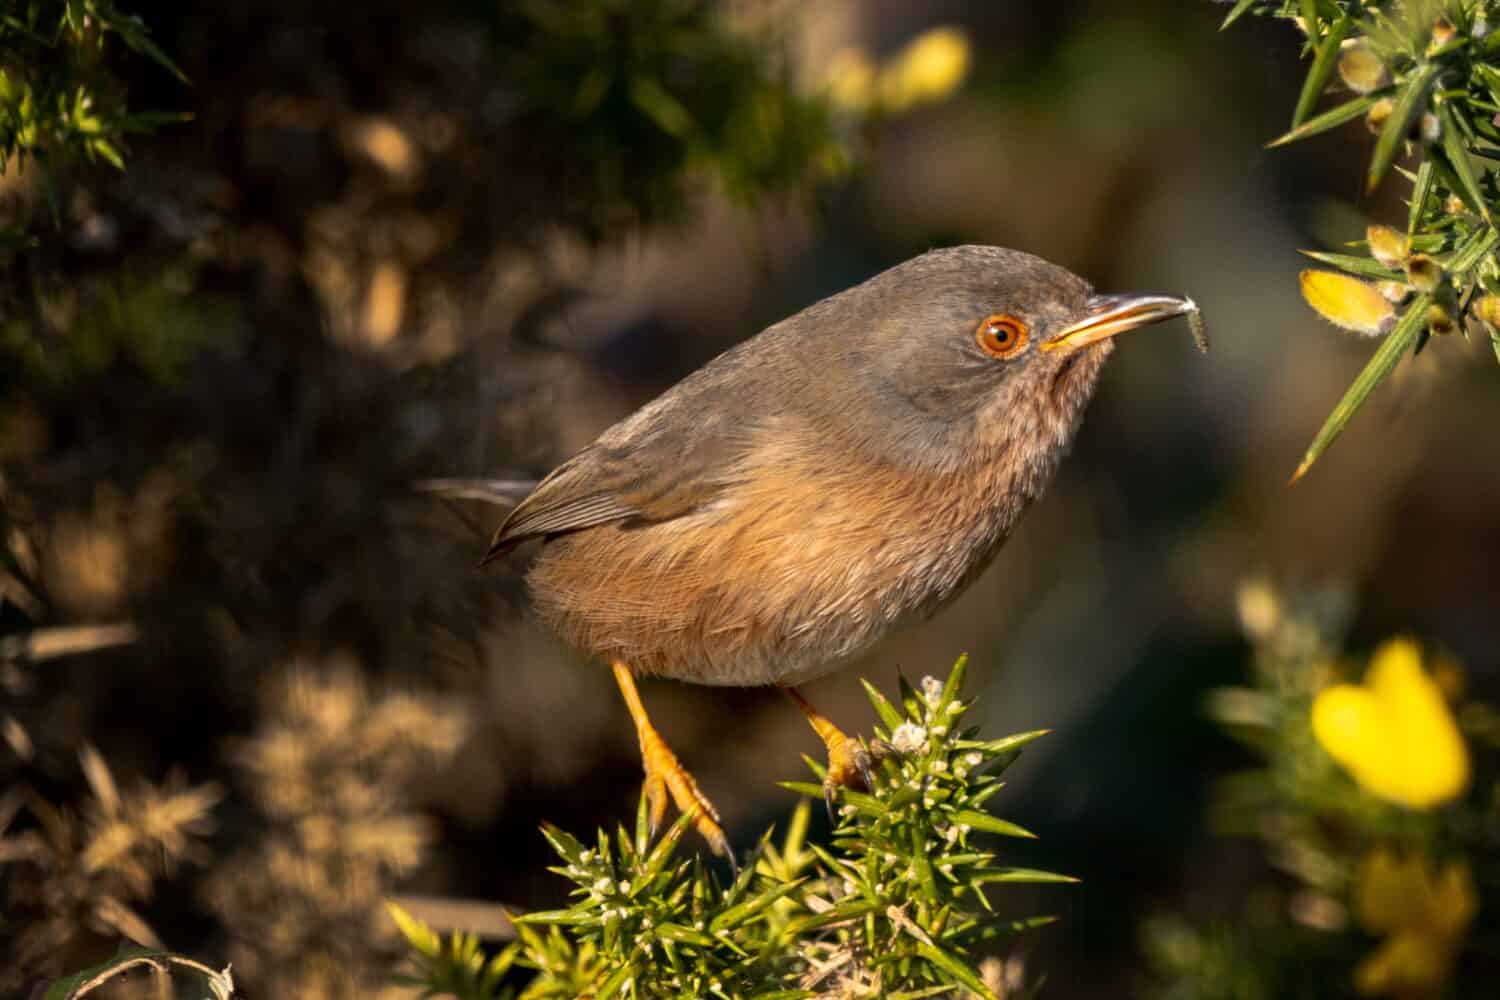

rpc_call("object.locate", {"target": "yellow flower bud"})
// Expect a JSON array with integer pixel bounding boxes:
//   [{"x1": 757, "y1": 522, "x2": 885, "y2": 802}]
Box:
[
  {"x1": 1338, "y1": 40, "x2": 1388, "y2": 94},
  {"x1": 1404, "y1": 254, "x2": 1442, "y2": 292},
  {"x1": 1472, "y1": 293, "x2": 1500, "y2": 327},
  {"x1": 1235, "y1": 579, "x2": 1281, "y2": 640},
  {"x1": 1365, "y1": 97, "x2": 1395, "y2": 135},
  {"x1": 1430, "y1": 17, "x2": 1457, "y2": 50},
  {"x1": 1366, "y1": 224, "x2": 1409, "y2": 268},
  {"x1": 1352, "y1": 849, "x2": 1475, "y2": 996},
  {"x1": 1299, "y1": 270, "x2": 1396, "y2": 336},
  {"x1": 1427, "y1": 303, "x2": 1457, "y2": 336}
]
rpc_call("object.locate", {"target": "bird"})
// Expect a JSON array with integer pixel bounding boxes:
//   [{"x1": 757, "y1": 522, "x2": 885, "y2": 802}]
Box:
[{"x1": 478, "y1": 245, "x2": 1198, "y2": 860}]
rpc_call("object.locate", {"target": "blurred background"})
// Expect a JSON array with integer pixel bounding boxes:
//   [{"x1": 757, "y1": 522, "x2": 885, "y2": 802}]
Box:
[{"x1": 5, "y1": 0, "x2": 1500, "y2": 996}]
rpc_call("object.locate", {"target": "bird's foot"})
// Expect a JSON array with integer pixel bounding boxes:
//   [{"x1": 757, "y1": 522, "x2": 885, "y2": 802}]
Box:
[
  {"x1": 639, "y1": 728, "x2": 731, "y2": 861},
  {"x1": 780, "y1": 684, "x2": 877, "y2": 820},
  {"x1": 820, "y1": 727, "x2": 875, "y2": 818},
  {"x1": 613, "y1": 660, "x2": 734, "y2": 868}
]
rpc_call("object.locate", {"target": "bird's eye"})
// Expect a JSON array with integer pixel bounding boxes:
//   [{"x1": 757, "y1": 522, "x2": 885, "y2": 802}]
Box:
[{"x1": 975, "y1": 314, "x2": 1029, "y2": 359}]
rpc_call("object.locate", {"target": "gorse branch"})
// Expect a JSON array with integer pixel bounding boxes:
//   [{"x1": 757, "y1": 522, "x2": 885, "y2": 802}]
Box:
[
  {"x1": 391, "y1": 656, "x2": 1066, "y2": 999},
  {"x1": 1226, "y1": 1, "x2": 1500, "y2": 479}
]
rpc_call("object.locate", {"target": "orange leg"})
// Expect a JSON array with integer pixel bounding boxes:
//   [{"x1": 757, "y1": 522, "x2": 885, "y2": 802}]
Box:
[
  {"x1": 612, "y1": 661, "x2": 730, "y2": 859},
  {"x1": 780, "y1": 685, "x2": 873, "y2": 815}
]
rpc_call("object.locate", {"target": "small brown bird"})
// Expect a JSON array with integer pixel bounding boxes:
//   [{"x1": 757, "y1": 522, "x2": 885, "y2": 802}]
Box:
[{"x1": 483, "y1": 246, "x2": 1197, "y2": 858}]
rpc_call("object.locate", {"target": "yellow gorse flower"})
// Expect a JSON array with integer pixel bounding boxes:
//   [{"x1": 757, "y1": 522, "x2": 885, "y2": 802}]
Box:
[
  {"x1": 825, "y1": 27, "x2": 972, "y2": 116},
  {"x1": 1311, "y1": 639, "x2": 1470, "y2": 810},
  {"x1": 879, "y1": 27, "x2": 972, "y2": 113},
  {"x1": 825, "y1": 48, "x2": 877, "y2": 113},
  {"x1": 1299, "y1": 269, "x2": 1396, "y2": 336},
  {"x1": 1352, "y1": 849, "x2": 1476, "y2": 996}
]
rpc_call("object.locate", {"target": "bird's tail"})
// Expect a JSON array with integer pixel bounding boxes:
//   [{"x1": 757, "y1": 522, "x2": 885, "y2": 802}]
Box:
[
  {"x1": 416, "y1": 478, "x2": 540, "y2": 566},
  {"x1": 414, "y1": 477, "x2": 539, "y2": 506}
]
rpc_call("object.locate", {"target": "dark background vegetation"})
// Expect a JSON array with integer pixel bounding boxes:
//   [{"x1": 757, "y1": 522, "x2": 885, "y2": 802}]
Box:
[{"x1": 5, "y1": 0, "x2": 1500, "y2": 995}]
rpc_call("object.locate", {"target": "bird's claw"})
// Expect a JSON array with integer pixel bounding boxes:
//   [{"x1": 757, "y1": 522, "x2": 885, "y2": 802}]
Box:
[
  {"x1": 821, "y1": 733, "x2": 875, "y2": 821},
  {"x1": 643, "y1": 769, "x2": 669, "y2": 841},
  {"x1": 639, "y1": 730, "x2": 731, "y2": 861}
]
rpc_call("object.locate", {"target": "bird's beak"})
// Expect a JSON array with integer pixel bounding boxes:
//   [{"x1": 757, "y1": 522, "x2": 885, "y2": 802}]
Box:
[{"x1": 1041, "y1": 293, "x2": 1198, "y2": 354}]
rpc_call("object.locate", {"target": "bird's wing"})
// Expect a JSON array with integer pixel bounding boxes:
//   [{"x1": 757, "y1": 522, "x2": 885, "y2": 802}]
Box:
[{"x1": 483, "y1": 379, "x2": 758, "y2": 561}]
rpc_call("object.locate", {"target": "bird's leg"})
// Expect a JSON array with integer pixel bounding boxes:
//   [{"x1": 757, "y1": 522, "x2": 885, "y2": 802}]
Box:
[
  {"x1": 611, "y1": 660, "x2": 730, "y2": 859},
  {"x1": 780, "y1": 685, "x2": 873, "y2": 816}
]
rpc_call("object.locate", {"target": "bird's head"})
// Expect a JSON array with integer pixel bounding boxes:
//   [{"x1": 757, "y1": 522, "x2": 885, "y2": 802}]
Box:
[{"x1": 809, "y1": 245, "x2": 1197, "y2": 468}]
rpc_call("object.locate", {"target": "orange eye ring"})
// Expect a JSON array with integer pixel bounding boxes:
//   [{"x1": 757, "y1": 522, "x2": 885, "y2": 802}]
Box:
[{"x1": 975, "y1": 314, "x2": 1028, "y2": 359}]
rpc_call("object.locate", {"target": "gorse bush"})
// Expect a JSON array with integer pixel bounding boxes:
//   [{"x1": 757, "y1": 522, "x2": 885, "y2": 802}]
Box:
[
  {"x1": 0, "y1": 743, "x2": 219, "y2": 997},
  {"x1": 202, "y1": 664, "x2": 471, "y2": 997},
  {"x1": 4, "y1": 3, "x2": 968, "y2": 994},
  {"x1": 392, "y1": 657, "x2": 1065, "y2": 1000},
  {"x1": 1145, "y1": 581, "x2": 1500, "y2": 998},
  {"x1": 1224, "y1": 0, "x2": 1500, "y2": 478},
  {"x1": 0, "y1": 0, "x2": 186, "y2": 236},
  {"x1": 13, "y1": 659, "x2": 468, "y2": 999}
]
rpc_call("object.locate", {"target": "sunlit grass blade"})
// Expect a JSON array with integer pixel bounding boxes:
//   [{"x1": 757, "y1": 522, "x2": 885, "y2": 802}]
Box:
[
  {"x1": 540, "y1": 822, "x2": 588, "y2": 867},
  {"x1": 1434, "y1": 106, "x2": 1489, "y2": 220},
  {"x1": 974, "y1": 867, "x2": 1080, "y2": 885},
  {"x1": 1267, "y1": 91, "x2": 1386, "y2": 147},
  {"x1": 1220, "y1": 0, "x2": 1258, "y2": 30},
  {"x1": 1407, "y1": 159, "x2": 1435, "y2": 235},
  {"x1": 1297, "y1": 0, "x2": 1320, "y2": 38},
  {"x1": 708, "y1": 878, "x2": 805, "y2": 932},
  {"x1": 1446, "y1": 225, "x2": 1500, "y2": 273},
  {"x1": 956, "y1": 729, "x2": 1052, "y2": 755},
  {"x1": 594, "y1": 960, "x2": 633, "y2": 998},
  {"x1": 1298, "y1": 250, "x2": 1404, "y2": 282},
  {"x1": 1290, "y1": 292, "x2": 1433, "y2": 483},
  {"x1": 952, "y1": 809, "x2": 1037, "y2": 839},
  {"x1": 387, "y1": 901, "x2": 442, "y2": 957},
  {"x1": 915, "y1": 941, "x2": 997, "y2": 1000},
  {"x1": 1367, "y1": 63, "x2": 1438, "y2": 194},
  {"x1": 940, "y1": 652, "x2": 969, "y2": 708},
  {"x1": 860, "y1": 677, "x2": 905, "y2": 732},
  {"x1": 968, "y1": 914, "x2": 1060, "y2": 944},
  {"x1": 898, "y1": 672, "x2": 922, "y2": 720},
  {"x1": 1294, "y1": 14, "x2": 1352, "y2": 127}
]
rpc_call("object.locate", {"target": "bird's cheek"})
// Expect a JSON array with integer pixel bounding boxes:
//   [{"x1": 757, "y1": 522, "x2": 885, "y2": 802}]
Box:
[{"x1": 1047, "y1": 341, "x2": 1111, "y2": 402}]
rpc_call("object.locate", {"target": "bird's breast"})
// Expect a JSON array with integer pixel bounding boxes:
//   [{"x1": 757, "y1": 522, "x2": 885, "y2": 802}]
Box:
[{"x1": 528, "y1": 435, "x2": 1048, "y2": 687}]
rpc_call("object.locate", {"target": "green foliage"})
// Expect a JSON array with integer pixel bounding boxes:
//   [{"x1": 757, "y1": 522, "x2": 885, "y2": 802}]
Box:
[
  {"x1": 6, "y1": 6, "x2": 957, "y2": 990},
  {"x1": 391, "y1": 657, "x2": 1065, "y2": 999},
  {"x1": 1227, "y1": 1, "x2": 1500, "y2": 479},
  {"x1": 1, "y1": 275, "x2": 232, "y2": 389},
  {"x1": 0, "y1": 1, "x2": 187, "y2": 222},
  {"x1": 503, "y1": 0, "x2": 852, "y2": 232},
  {"x1": 389, "y1": 902, "x2": 522, "y2": 1000}
]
